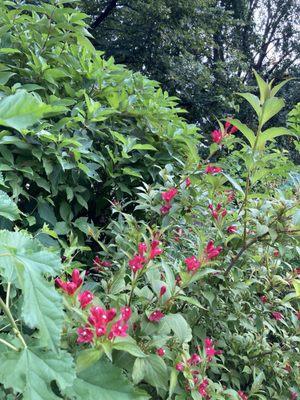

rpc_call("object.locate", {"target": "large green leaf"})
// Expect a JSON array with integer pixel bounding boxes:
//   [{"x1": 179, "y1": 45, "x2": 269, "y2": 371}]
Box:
[
  {"x1": 0, "y1": 190, "x2": 20, "y2": 220},
  {"x1": 0, "y1": 90, "x2": 50, "y2": 131},
  {"x1": 260, "y1": 97, "x2": 285, "y2": 127},
  {"x1": 0, "y1": 347, "x2": 75, "y2": 400},
  {"x1": 238, "y1": 93, "x2": 261, "y2": 117},
  {"x1": 132, "y1": 355, "x2": 168, "y2": 390},
  {"x1": 257, "y1": 127, "x2": 294, "y2": 149},
  {"x1": 64, "y1": 360, "x2": 150, "y2": 400},
  {"x1": 0, "y1": 231, "x2": 63, "y2": 349},
  {"x1": 229, "y1": 119, "x2": 256, "y2": 147},
  {"x1": 159, "y1": 313, "x2": 192, "y2": 343}
]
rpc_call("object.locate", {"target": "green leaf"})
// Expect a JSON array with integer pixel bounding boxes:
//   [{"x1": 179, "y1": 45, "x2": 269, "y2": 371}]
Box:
[
  {"x1": 260, "y1": 97, "x2": 285, "y2": 127},
  {"x1": 132, "y1": 355, "x2": 168, "y2": 390},
  {"x1": 270, "y1": 78, "x2": 292, "y2": 97},
  {"x1": 223, "y1": 173, "x2": 244, "y2": 195},
  {"x1": 292, "y1": 280, "x2": 300, "y2": 297},
  {"x1": 0, "y1": 190, "x2": 20, "y2": 220},
  {"x1": 257, "y1": 127, "x2": 294, "y2": 149},
  {"x1": 253, "y1": 70, "x2": 270, "y2": 103},
  {"x1": 159, "y1": 313, "x2": 192, "y2": 343},
  {"x1": 112, "y1": 336, "x2": 146, "y2": 358},
  {"x1": 250, "y1": 370, "x2": 265, "y2": 394},
  {"x1": 132, "y1": 144, "x2": 157, "y2": 151},
  {"x1": 0, "y1": 231, "x2": 63, "y2": 350},
  {"x1": 0, "y1": 347, "x2": 75, "y2": 400},
  {"x1": 64, "y1": 360, "x2": 149, "y2": 400},
  {"x1": 238, "y1": 93, "x2": 261, "y2": 117},
  {"x1": 0, "y1": 90, "x2": 51, "y2": 132},
  {"x1": 229, "y1": 119, "x2": 256, "y2": 147},
  {"x1": 122, "y1": 167, "x2": 142, "y2": 178},
  {"x1": 76, "y1": 349, "x2": 103, "y2": 373}
]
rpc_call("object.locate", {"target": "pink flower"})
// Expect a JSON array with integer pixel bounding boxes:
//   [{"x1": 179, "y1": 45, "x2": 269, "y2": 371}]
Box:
[
  {"x1": 149, "y1": 240, "x2": 163, "y2": 259},
  {"x1": 55, "y1": 269, "x2": 83, "y2": 295},
  {"x1": 138, "y1": 242, "x2": 147, "y2": 255},
  {"x1": 156, "y1": 347, "x2": 165, "y2": 356},
  {"x1": 175, "y1": 362, "x2": 184, "y2": 371},
  {"x1": 88, "y1": 306, "x2": 109, "y2": 327},
  {"x1": 93, "y1": 256, "x2": 112, "y2": 268},
  {"x1": 204, "y1": 338, "x2": 213, "y2": 347},
  {"x1": 198, "y1": 378, "x2": 209, "y2": 397},
  {"x1": 205, "y1": 165, "x2": 222, "y2": 174},
  {"x1": 260, "y1": 295, "x2": 267, "y2": 304},
  {"x1": 185, "y1": 255, "x2": 201, "y2": 272},
  {"x1": 185, "y1": 177, "x2": 191, "y2": 187},
  {"x1": 162, "y1": 188, "x2": 178, "y2": 203},
  {"x1": 95, "y1": 325, "x2": 106, "y2": 337},
  {"x1": 204, "y1": 337, "x2": 222, "y2": 361},
  {"x1": 160, "y1": 204, "x2": 172, "y2": 214},
  {"x1": 272, "y1": 311, "x2": 283, "y2": 321},
  {"x1": 188, "y1": 353, "x2": 202, "y2": 365},
  {"x1": 78, "y1": 291, "x2": 94, "y2": 309},
  {"x1": 291, "y1": 392, "x2": 298, "y2": 400},
  {"x1": 205, "y1": 240, "x2": 222, "y2": 260},
  {"x1": 211, "y1": 129, "x2": 223, "y2": 144},
  {"x1": 273, "y1": 249, "x2": 280, "y2": 257},
  {"x1": 227, "y1": 225, "x2": 237, "y2": 234},
  {"x1": 106, "y1": 308, "x2": 117, "y2": 322},
  {"x1": 296, "y1": 311, "x2": 300, "y2": 320},
  {"x1": 160, "y1": 285, "x2": 167, "y2": 297},
  {"x1": 238, "y1": 390, "x2": 248, "y2": 400},
  {"x1": 148, "y1": 310, "x2": 165, "y2": 322},
  {"x1": 229, "y1": 125, "x2": 238, "y2": 134},
  {"x1": 225, "y1": 121, "x2": 231, "y2": 129},
  {"x1": 77, "y1": 327, "x2": 94, "y2": 343},
  {"x1": 120, "y1": 306, "x2": 132, "y2": 321},
  {"x1": 285, "y1": 364, "x2": 292, "y2": 373},
  {"x1": 129, "y1": 254, "x2": 146, "y2": 273},
  {"x1": 109, "y1": 319, "x2": 128, "y2": 339}
]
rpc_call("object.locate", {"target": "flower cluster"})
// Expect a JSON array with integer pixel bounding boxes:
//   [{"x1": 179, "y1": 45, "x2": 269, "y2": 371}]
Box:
[
  {"x1": 211, "y1": 121, "x2": 238, "y2": 144},
  {"x1": 238, "y1": 390, "x2": 248, "y2": 400},
  {"x1": 55, "y1": 269, "x2": 83, "y2": 295},
  {"x1": 160, "y1": 187, "x2": 178, "y2": 214},
  {"x1": 148, "y1": 309, "x2": 165, "y2": 322},
  {"x1": 93, "y1": 256, "x2": 112, "y2": 269},
  {"x1": 205, "y1": 241, "x2": 222, "y2": 260},
  {"x1": 208, "y1": 203, "x2": 227, "y2": 221},
  {"x1": 129, "y1": 240, "x2": 163, "y2": 273},
  {"x1": 184, "y1": 241, "x2": 222, "y2": 273},
  {"x1": 204, "y1": 338, "x2": 222, "y2": 361},
  {"x1": 205, "y1": 165, "x2": 223, "y2": 174},
  {"x1": 77, "y1": 305, "x2": 131, "y2": 343}
]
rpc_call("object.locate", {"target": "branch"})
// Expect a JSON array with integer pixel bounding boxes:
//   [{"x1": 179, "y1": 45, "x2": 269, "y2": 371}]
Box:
[{"x1": 90, "y1": 0, "x2": 117, "y2": 29}]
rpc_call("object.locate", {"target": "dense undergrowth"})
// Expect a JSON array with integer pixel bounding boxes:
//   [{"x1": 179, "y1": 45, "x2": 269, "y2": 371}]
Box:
[{"x1": 0, "y1": 1, "x2": 299, "y2": 400}]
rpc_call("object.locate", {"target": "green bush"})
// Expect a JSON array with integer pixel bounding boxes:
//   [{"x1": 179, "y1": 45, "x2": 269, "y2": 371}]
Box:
[{"x1": 0, "y1": 0, "x2": 198, "y2": 242}]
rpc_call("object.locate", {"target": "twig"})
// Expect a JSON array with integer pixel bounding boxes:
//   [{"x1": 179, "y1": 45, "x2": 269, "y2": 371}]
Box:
[
  {"x1": 0, "y1": 297, "x2": 27, "y2": 348},
  {"x1": 0, "y1": 337, "x2": 19, "y2": 352}
]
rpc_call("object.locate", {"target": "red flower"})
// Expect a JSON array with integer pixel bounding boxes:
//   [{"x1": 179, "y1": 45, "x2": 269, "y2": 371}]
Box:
[
  {"x1": 160, "y1": 204, "x2": 172, "y2": 214},
  {"x1": 95, "y1": 325, "x2": 106, "y2": 337},
  {"x1": 149, "y1": 240, "x2": 163, "y2": 259},
  {"x1": 260, "y1": 295, "x2": 267, "y2": 304},
  {"x1": 205, "y1": 165, "x2": 222, "y2": 174},
  {"x1": 55, "y1": 269, "x2": 83, "y2": 295},
  {"x1": 88, "y1": 306, "x2": 109, "y2": 327},
  {"x1": 211, "y1": 129, "x2": 223, "y2": 144},
  {"x1": 138, "y1": 242, "x2": 147, "y2": 255},
  {"x1": 296, "y1": 311, "x2": 300, "y2": 320},
  {"x1": 106, "y1": 308, "x2": 117, "y2": 322},
  {"x1": 129, "y1": 254, "x2": 146, "y2": 273},
  {"x1": 160, "y1": 285, "x2": 167, "y2": 297},
  {"x1": 188, "y1": 353, "x2": 202, "y2": 365},
  {"x1": 78, "y1": 291, "x2": 94, "y2": 309},
  {"x1": 205, "y1": 241, "x2": 222, "y2": 260},
  {"x1": 77, "y1": 327, "x2": 94, "y2": 343},
  {"x1": 148, "y1": 310, "x2": 165, "y2": 322},
  {"x1": 225, "y1": 121, "x2": 231, "y2": 129},
  {"x1": 185, "y1": 255, "x2": 201, "y2": 272},
  {"x1": 109, "y1": 320, "x2": 128, "y2": 339},
  {"x1": 204, "y1": 337, "x2": 222, "y2": 361},
  {"x1": 185, "y1": 177, "x2": 191, "y2": 187},
  {"x1": 175, "y1": 362, "x2": 184, "y2": 371},
  {"x1": 162, "y1": 188, "x2": 178, "y2": 203},
  {"x1": 120, "y1": 306, "x2": 132, "y2": 322},
  {"x1": 229, "y1": 125, "x2": 238, "y2": 134},
  {"x1": 227, "y1": 225, "x2": 237, "y2": 234},
  {"x1": 198, "y1": 378, "x2": 209, "y2": 397},
  {"x1": 238, "y1": 390, "x2": 248, "y2": 400},
  {"x1": 291, "y1": 392, "x2": 298, "y2": 400},
  {"x1": 272, "y1": 311, "x2": 283, "y2": 321},
  {"x1": 156, "y1": 347, "x2": 165, "y2": 356},
  {"x1": 273, "y1": 249, "x2": 280, "y2": 257},
  {"x1": 93, "y1": 256, "x2": 112, "y2": 268}
]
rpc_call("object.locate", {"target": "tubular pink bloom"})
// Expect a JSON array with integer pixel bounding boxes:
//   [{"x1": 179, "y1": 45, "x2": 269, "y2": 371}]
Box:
[
  {"x1": 160, "y1": 285, "x2": 167, "y2": 297},
  {"x1": 229, "y1": 125, "x2": 238, "y2": 134},
  {"x1": 106, "y1": 308, "x2": 117, "y2": 322},
  {"x1": 188, "y1": 353, "x2": 202, "y2": 365},
  {"x1": 88, "y1": 306, "x2": 108, "y2": 327},
  {"x1": 205, "y1": 240, "x2": 222, "y2": 260},
  {"x1": 160, "y1": 203, "x2": 172, "y2": 214},
  {"x1": 95, "y1": 325, "x2": 106, "y2": 337},
  {"x1": 149, "y1": 240, "x2": 163, "y2": 259},
  {"x1": 93, "y1": 256, "x2": 112, "y2": 268},
  {"x1": 55, "y1": 269, "x2": 83, "y2": 295},
  {"x1": 185, "y1": 177, "x2": 191, "y2": 187},
  {"x1": 273, "y1": 249, "x2": 280, "y2": 257},
  {"x1": 120, "y1": 306, "x2": 132, "y2": 322},
  {"x1": 77, "y1": 327, "x2": 94, "y2": 344},
  {"x1": 285, "y1": 364, "x2": 292, "y2": 373},
  {"x1": 238, "y1": 391, "x2": 248, "y2": 400},
  {"x1": 72, "y1": 269, "x2": 83, "y2": 287},
  {"x1": 221, "y1": 209, "x2": 227, "y2": 217},
  {"x1": 226, "y1": 190, "x2": 235, "y2": 203},
  {"x1": 138, "y1": 242, "x2": 147, "y2": 255},
  {"x1": 227, "y1": 225, "x2": 237, "y2": 234},
  {"x1": 109, "y1": 320, "x2": 128, "y2": 339},
  {"x1": 205, "y1": 165, "x2": 223, "y2": 174},
  {"x1": 162, "y1": 187, "x2": 178, "y2": 203},
  {"x1": 211, "y1": 129, "x2": 223, "y2": 144},
  {"x1": 296, "y1": 311, "x2": 300, "y2": 320},
  {"x1": 272, "y1": 311, "x2": 284, "y2": 320},
  {"x1": 185, "y1": 255, "x2": 201, "y2": 272},
  {"x1": 156, "y1": 347, "x2": 165, "y2": 357},
  {"x1": 204, "y1": 338, "x2": 213, "y2": 348},
  {"x1": 291, "y1": 392, "x2": 298, "y2": 400},
  {"x1": 78, "y1": 291, "x2": 94, "y2": 309},
  {"x1": 129, "y1": 254, "x2": 146, "y2": 273},
  {"x1": 212, "y1": 210, "x2": 219, "y2": 220},
  {"x1": 198, "y1": 378, "x2": 209, "y2": 396},
  {"x1": 101, "y1": 261, "x2": 112, "y2": 267},
  {"x1": 225, "y1": 121, "x2": 231, "y2": 129},
  {"x1": 148, "y1": 310, "x2": 165, "y2": 322},
  {"x1": 260, "y1": 295, "x2": 267, "y2": 304},
  {"x1": 175, "y1": 362, "x2": 184, "y2": 371}
]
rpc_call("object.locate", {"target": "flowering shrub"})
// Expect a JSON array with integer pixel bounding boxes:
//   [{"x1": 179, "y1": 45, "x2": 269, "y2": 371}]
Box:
[{"x1": 0, "y1": 2, "x2": 299, "y2": 400}]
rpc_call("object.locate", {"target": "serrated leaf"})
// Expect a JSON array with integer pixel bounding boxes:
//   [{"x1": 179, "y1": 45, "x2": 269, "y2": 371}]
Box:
[
  {"x1": 0, "y1": 231, "x2": 63, "y2": 350},
  {"x1": 112, "y1": 336, "x2": 146, "y2": 358},
  {"x1": 159, "y1": 313, "x2": 192, "y2": 343},
  {"x1": 0, "y1": 190, "x2": 20, "y2": 220},
  {"x1": 0, "y1": 347, "x2": 75, "y2": 400},
  {"x1": 65, "y1": 360, "x2": 149, "y2": 400},
  {"x1": 132, "y1": 355, "x2": 168, "y2": 390},
  {"x1": 76, "y1": 349, "x2": 103, "y2": 373}
]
